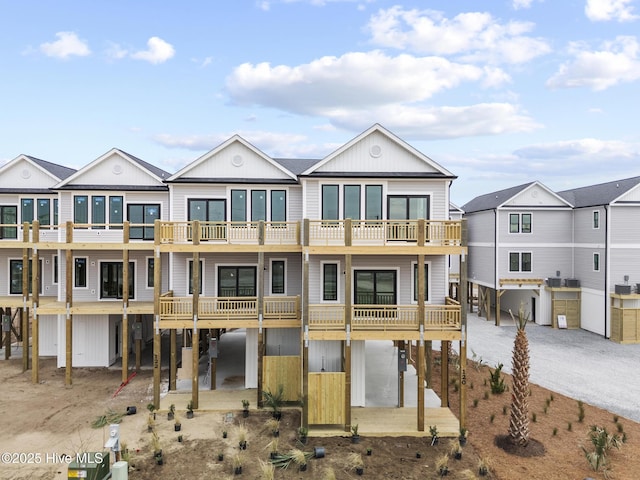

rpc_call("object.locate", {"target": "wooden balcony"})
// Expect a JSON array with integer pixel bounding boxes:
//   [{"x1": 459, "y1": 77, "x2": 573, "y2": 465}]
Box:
[
  {"x1": 157, "y1": 221, "x2": 300, "y2": 246},
  {"x1": 158, "y1": 293, "x2": 301, "y2": 329},
  {"x1": 307, "y1": 302, "x2": 461, "y2": 341},
  {"x1": 307, "y1": 219, "x2": 464, "y2": 252}
]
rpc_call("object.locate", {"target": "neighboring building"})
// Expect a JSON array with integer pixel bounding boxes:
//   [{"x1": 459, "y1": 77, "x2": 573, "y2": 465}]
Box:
[
  {"x1": 463, "y1": 177, "x2": 640, "y2": 343},
  {"x1": 0, "y1": 125, "x2": 468, "y2": 432}
]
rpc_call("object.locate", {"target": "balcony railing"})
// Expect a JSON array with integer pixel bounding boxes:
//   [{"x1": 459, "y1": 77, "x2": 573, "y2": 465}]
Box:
[
  {"x1": 158, "y1": 294, "x2": 300, "y2": 322},
  {"x1": 307, "y1": 303, "x2": 461, "y2": 331},
  {"x1": 158, "y1": 221, "x2": 300, "y2": 245},
  {"x1": 308, "y1": 219, "x2": 462, "y2": 247}
]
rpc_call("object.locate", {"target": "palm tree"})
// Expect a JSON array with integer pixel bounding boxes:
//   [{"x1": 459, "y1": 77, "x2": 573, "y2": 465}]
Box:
[{"x1": 508, "y1": 304, "x2": 531, "y2": 446}]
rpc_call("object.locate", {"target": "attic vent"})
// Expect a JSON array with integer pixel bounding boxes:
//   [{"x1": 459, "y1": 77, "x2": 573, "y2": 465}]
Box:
[
  {"x1": 21, "y1": 168, "x2": 31, "y2": 179},
  {"x1": 112, "y1": 164, "x2": 123, "y2": 175},
  {"x1": 369, "y1": 144, "x2": 382, "y2": 158},
  {"x1": 232, "y1": 155, "x2": 244, "y2": 167}
]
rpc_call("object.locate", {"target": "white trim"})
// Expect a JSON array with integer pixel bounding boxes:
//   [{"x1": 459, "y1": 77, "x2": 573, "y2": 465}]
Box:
[
  {"x1": 73, "y1": 256, "x2": 89, "y2": 289},
  {"x1": 187, "y1": 258, "x2": 206, "y2": 295},
  {"x1": 269, "y1": 258, "x2": 287, "y2": 296},
  {"x1": 320, "y1": 260, "x2": 341, "y2": 303},
  {"x1": 410, "y1": 260, "x2": 432, "y2": 304},
  {"x1": 97, "y1": 259, "x2": 137, "y2": 301},
  {"x1": 592, "y1": 210, "x2": 600, "y2": 230}
]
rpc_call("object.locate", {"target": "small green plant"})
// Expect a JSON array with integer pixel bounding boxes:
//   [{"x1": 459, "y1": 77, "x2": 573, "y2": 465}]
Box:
[
  {"x1": 430, "y1": 425, "x2": 439, "y2": 445},
  {"x1": 147, "y1": 403, "x2": 156, "y2": 412},
  {"x1": 616, "y1": 422, "x2": 624, "y2": 434},
  {"x1": 545, "y1": 398, "x2": 551, "y2": 408},
  {"x1": 473, "y1": 398, "x2": 479, "y2": 407},
  {"x1": 567, "y1": 422, "x2": 573, "y2": 432},
  {"x1": 187, "y1": 400, "x2": 194, "y2": 413},
  {"x1": 582, "y1": 425, "x2": 623, "y2": 473},
  {"x1": 543, "y1": 406, "x2": 548, "y2": 414},
  {"x1": 489, "y1": 363, "x2": 506, "y2": 394},
  {"x1": 259, "y1": 459, "x2": 275, "y2": 480},
  {"x1": 502, "y1": 405, "x2": 508, "y2": 415},
  {"x1": 532, "y1": 413, "x2": 537, "y2": 423},
  {"x1": 613, "y1": 414, "x2": 619, "y2": 423},
  {"x1": 477, "y1": 456, "x2": 491, "y2": 476},
  {"x1": 550, "y1": 393, "x2": 554, "y2": 401},
  {"x1": 470, "y1": 382, "x2": 474, "y2": 390},
  {"x1": 351, "y1": 423, "x2": 359, "y2": 436},
  {"x1": 578, "y1": 400, "x2": 585, "y2": 423},
  {"x1": 553, "y1": 427, "x2": 558, "y2": 436},
  {"x1": 263, "y1": 384, "x2": 286, "y2": 418},
  {"x1": 489, "y1": 414, "x2": 495, "y2": 423},
  {"x1": 483, "y1": 391, "x2": 489, "y2": 400}
]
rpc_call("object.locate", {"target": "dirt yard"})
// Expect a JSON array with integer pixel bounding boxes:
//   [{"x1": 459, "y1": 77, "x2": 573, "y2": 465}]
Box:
[{"x1": 0, "y1": 355, "x2": 638, "y2": 480}]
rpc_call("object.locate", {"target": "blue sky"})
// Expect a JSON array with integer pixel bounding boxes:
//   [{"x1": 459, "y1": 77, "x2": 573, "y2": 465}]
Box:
[{"x1": 1, "y1": 0, "x2": 639, "y2": 205}]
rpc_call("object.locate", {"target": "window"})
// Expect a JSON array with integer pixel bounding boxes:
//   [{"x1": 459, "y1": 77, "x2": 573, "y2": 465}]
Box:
[
  {"x1": 365, "y1": 185, "x2": 383, "y2": 220},
  {"x1": 0, "y1": 206, "x2": 17, "y2": 239},
  {"x1": 412, "y1": 263, "x2": 430, "y2": 302},
  {"x1": 74, "y1": 257, "x2": 87, "y2": 288},
  {"x1": 37, "y1": 199, "x2": 50, "y2": 226},
  {"x1": 53, "y1": 255, "x2": 58, "y2": 284},
  {"x1": 92, "y1": 196, "x2": 106, "y2": 229},
  {"x1": 100, "y1": 262, "x2": 134, "y2": 299},
  {"x1": 509, "y1": 252, "x2": 532, "y2": 272},
  {"x1": 593, "y1": 211, "x2": 600, "y2": 229},
  {"x1": 593, "y1": 253, "x2": 600, "y2": 272},
  {"x1": 21, "y1": 198, "x2": 34, "y2": 223},
  {"x1": 188, "y1": 199, "x2": 226, "y2": 221},
  {"x1": 53, "y1": 199, "x2": 58, "y2": 227},
  {"x1": 271, "y1": 260, "x2": 285, "y2": 295},
  {"x1": 147, "y1": 257, "x2": 154, "y2": 288},
  {"x1": 251, "y1": 190, "x2": 267, "y2": 221},
  {"x1": 388, "y1": 196, "x2": 429, "y2": 219},
  {"x1": 231, "y1": 190, "x2": 246, "y2": 222},
  {"x1": 74, "y1": 196, "x2": 89, "y2": 225},
  {"x1": 188, "y1": 260, "x2": 203, "y2": 295},
  {"x1": 322, "y1": 185, "x2": 339, "y2": 220},
  {"x1": 128, "y1": 204, "x2": 160, "y2": 240},
  {"x1": 343, "y1": 185, "x2": 361, "y2": 220},
  {"x1": 354, "y1": 270, "x2": 397, "y2": 305},
  {"x1": 109, "y1": 196, "x2": 123, "y2": 229},
  {"x1": 322, "y1": 263, "x2": 338, "y2": 301},
  {"x1": 271, "y1": 190, "x2": 286, "y2": 222},
  {"x1": 218, "y1": 266, "x2": 256, "y2": 297},
  {"x1": 9, "y1": 259, "x2": 41, "y2": 295},
  {"x1": 509, "y1": 213, "x2": 532, "y2": 233}
]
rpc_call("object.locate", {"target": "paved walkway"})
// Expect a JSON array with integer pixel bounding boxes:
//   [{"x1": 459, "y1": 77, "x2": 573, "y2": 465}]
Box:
[{"x1": 457, "y1": 313, "x2": 640, "y2": 422}]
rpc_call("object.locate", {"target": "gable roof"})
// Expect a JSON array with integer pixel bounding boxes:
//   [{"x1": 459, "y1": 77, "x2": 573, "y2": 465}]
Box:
[
  {"x1": 273, "y1": 158, "x2": 321, "y2": 176},
  {"x1": 300, "y1": 124, "x2": 455, "y2": 178},
  {"x1": 557, "y1": 176, "x2": 640, "y2": 208},
  {"x1": 462, "y1": 182, "x2": 536, "y2": 213},
  {"x1": 55, "y1": 148, "x2": 169, "y2": 190},
  {"x1": 167, "y1": 135, "x2": 298, "y2": 183},
  {"x1": 24, "y1": 155, "x2": 76, "y2": 180}
]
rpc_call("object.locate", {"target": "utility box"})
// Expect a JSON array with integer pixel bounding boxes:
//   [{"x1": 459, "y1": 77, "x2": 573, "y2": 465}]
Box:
[
  {"x1": 564, "y1": 279, "x2": 580, "y2": 288},
  {"x1": 133, "y1": 322, "x2": 142, "y2": 340},
  {"x1": 546, "y1": 278, "x2": 561, "y2": 287},
  {"x1": 2, "y1": 315, "x2": 10, "y2": 332},
  {"x1": 615, "y1": 284, "x2": 631, "y2": 295},
  {"x1": 67, "y1": 451, "x2": 110, "y2": 479},
  {"x1": 209, "y1": 338, "x2": 218, "y2": 358},
  {"x1": 398, "y1": 348, "x2": 407, "y2": 372}
]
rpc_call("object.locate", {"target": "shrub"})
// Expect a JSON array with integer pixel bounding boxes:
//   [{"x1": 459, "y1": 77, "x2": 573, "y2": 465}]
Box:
[{"x1": 489, "y1": 363, "x2": 506, "y2": 394}]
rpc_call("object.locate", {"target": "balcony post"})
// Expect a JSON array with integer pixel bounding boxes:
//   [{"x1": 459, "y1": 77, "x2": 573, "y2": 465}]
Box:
[
  {"x1": 192, "y1": 221, "x2": 200, "y2": 410},
  {"x1": 153, "y1": 219, "x2": 162, "y2": 408},
  {"x1": 344, "y1": 253, "x2": 352, "y2": 432},
  {"x1": 417, "y1": 219, "x2": 425, "y2": 247},
  {"x1": 22, "y1": 222, "x2": 30, "y2": 372},
  {"x1": 122, "y1": 222, "x2": 130, "y2": 384},
  {"x1": 31, "y1": 221, "x2": 40, "y2": 383},
  {"x1": 417, "y1": 253, "x2": 425, "y2": 429},
  {"x1": 65, "y1": 221, "x2": 73, "y2": 386},
  {"x1": 344, "y1": 218, "x2": 352, "y2": 247},
  {"x1": 459, "y1": 237, "x2": 469, "y2": 430}
]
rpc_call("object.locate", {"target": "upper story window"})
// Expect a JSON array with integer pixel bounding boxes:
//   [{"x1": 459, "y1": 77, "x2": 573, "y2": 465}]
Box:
[
  {"x1": 231, "y1": 190, "x2": 246, "y2": 222},
  {"x1": 322, "y1": 262, "x2": 339, "y2": 301},
  {"x1": 100, "y1": 261, "x2": 135, "y2": 299},
  {"x1": 0, "y1": 206, "x2": 18, "y2": 239},
  {"x1": 188, "y1": 199, "x2": 226, "y2": 222},
  {"x1": 127, "y1": 204, "x2": 159, "y2": 240},
  {"x1": 322, "y1": 184, "x2": 384, "y2": 221},
  {"x1": 37, "y1": 199, "x2": 50, "y2": 226},
  {"x1": 271, "y1": 259, "x2": 286, "y2": 295},
  {"x1": 593, "y1": 211, "x2": 600, "y2": 229},
  {"x1": 593, "y1": 253, "x2": 600, "y2": 272},
  {"x1": 509, "y1": 213, "x2": 532, "y2": 233},
  {"x1": 21, "y1": 198, "x2": 34, "y2": 224},
  {"x1": 74, "y1": 257, "x2": 88, "y2": 288},
  {"x1": 509, "y1": 252, "x2": 532, "y2": 272},
  {"x1": 74, "y1": 195, "x2": 124, "y2": 230},
  {"x1": 271, "y1": 190, "x2": 286, "y2": 222},
  {"x1": 9, "y1": 259, "x2": 41, "y2": 295},
  {"x1": 412, "y1": 263, "x2": 430, "y2": 302}
]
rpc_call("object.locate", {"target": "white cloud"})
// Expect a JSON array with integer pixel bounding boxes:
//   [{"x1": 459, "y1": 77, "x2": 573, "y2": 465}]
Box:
[
  {"x1": 512, "y1": 0, "x2": 535, "y2": 9},
  {"x1": 366, "y1": 7, "x2": 551, "y2": 64},
  {"x1": 131, "y1": 37, "x2": 175, "y2": 64},
  {"x1": 39, "y1": 32, "x2": 91, "y2": 59},
  {"x1": 153, "y1": 130, "x2": 308, "y2": 153},
  {"x1": 328, "y1": 103, "x2": 541, "y2": 139},
  {"x1": 585, "y1": 0, "x2": 639, "y2": 22},
  {"x1": 227, "y1": 50, "x2": 505, "y2": 114},
  {"x1": 106, "y1": 42, "x2": 128, "y2": 60},
  {"x1": 546, "y1": 36, "x2": 640, "y2": 90}
]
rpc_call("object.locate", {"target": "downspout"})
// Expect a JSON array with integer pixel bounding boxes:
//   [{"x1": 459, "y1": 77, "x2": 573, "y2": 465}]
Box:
[
  {"x1": 604, "y1": 205, "x2": 609, "y2": 339},
  {"x1": 494, "y1": 208, "x2": 498, "y2": 316}
]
